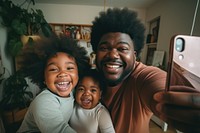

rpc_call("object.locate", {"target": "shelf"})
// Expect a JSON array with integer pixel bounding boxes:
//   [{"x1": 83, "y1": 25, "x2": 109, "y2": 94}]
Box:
[
  {"x1": 49, "y1": 23, "x2": 92, "y2": 42},
  {"x1": 144, "y1": 17, "x2": 160, "y2": 65},
  {"x1": 146, "y1": 43, "x2": 157, "y2": 48},
  {"x1": 146, "y1": 43, "x2": 157, "y2": 46}
]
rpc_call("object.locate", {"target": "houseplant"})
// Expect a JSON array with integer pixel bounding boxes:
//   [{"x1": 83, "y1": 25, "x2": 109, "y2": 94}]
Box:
[
  {"x1": 0, "y1": 68, "x2": 5, "y2": 84},
  {"x1": 0, "y1": 70, "x2": 33, "y2": 133},
  {"x1": 0, "y1": 70, "x2": 33, "y2": 124},
  {"x1": 0, "y1": 0, "x2": 52, "y2": 57}
]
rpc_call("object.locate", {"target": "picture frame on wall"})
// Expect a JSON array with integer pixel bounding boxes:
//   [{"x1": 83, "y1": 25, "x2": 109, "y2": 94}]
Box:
[
  {"x1": 152, "y1": 26, "x2": 159, "y2": 42},
  {"x1": 152, "y1": 50, "x2": 165, "y2": 67},
  {"x1": 149, "y1": 17, "x2": 160, "y2": 43}
]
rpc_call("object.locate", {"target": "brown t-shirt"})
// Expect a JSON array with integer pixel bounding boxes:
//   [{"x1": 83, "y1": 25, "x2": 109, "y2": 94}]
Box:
[{"x1": 102, "y1": 62, "x2": 167, "y2": 133}]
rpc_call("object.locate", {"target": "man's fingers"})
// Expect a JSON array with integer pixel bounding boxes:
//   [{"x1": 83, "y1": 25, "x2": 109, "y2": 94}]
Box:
[{"x1": 154, "y1": 91, "x2": 200, "y2": 108}]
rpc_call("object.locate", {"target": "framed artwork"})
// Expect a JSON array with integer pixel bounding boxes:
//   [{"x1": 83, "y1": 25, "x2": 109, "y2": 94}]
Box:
[
  {"x1": 152, "y1": 51, "x2": 165, "y2": 67},
  {"x1": 149, "y1": 17, "x2": 160, "y2": 43},
  {"x1": 152, "y1": 26, "x2": 159, "y2": 42}
]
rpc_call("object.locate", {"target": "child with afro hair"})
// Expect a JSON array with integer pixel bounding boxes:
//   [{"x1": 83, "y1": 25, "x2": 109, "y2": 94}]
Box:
[{"x1": 17, "y1": 35, "x2": 90, "y2": 133}]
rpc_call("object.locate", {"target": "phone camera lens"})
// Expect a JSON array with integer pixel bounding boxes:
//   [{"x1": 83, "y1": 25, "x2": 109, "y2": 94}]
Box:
[{"x1": 176, "y1": 38, "x2": 185, "y2": 52}]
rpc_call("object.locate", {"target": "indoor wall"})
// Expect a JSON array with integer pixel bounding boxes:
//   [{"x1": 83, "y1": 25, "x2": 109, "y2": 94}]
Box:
[{"x1": 146, "y1": 0, "x2": 200, "y2": 69}]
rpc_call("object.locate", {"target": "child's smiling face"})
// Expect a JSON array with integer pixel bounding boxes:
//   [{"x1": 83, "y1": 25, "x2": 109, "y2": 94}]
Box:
[
  {"x1": 44, "y1": 52, "x2": 79, "y2": 97},
  {"x1": 75, "y1": 76, "x2": 102, "y2": 109}
]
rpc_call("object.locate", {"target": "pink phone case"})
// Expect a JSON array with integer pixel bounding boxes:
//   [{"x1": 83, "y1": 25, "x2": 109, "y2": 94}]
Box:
[{"x1": 166, "y1": 35, "x2": 200, "y2": 92}]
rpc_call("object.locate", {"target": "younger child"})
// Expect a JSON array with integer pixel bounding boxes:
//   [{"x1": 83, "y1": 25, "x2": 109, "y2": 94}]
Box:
[
  {"x1": 70, "y1": 69, "x2": 115, "y2": 133},
  {"x1": 17, "y1": 35, "x2": 89, "y2": 133}
]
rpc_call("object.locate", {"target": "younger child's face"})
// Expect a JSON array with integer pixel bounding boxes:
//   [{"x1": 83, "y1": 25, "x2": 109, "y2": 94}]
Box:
[
  {"x1": 44, "y1": 52, "x2": 78, "y2": 97},
  {"x1": 76, "y1": 76, "x2": 102, "y2": 109}
]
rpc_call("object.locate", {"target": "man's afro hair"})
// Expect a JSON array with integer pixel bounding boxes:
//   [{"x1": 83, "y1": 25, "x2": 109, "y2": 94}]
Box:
[{"x1": 91, "y1": 7, "x2": 145, "y2": 55}]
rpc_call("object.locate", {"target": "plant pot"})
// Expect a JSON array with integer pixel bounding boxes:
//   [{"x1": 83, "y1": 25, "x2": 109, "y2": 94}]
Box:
[
  {"x1": 14, "y1": 35, "x2": 41, "y2": 70},
  {"x1": 21, "y1": 35, "x2": 40, "y2": 45},
  {"x1": 2, "y1": 108, "x2": 28, "y2": 125}
]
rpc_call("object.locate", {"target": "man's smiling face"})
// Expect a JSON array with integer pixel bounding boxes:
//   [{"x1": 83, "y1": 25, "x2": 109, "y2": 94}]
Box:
[{"x1": 96, "y1": 32, "x2": 136, "y2": 86}]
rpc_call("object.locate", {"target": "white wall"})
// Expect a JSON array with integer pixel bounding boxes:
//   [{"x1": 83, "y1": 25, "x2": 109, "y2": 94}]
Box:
[
  {"x1": 33, "y1": 3, "x2": 146, "y2": 24},
  {"x1": 0, "y1": 23, "x2": 14, "y2": 77},
  {"x1": 35, "y1": 4, "x2": 103, "y2": 24},
  {"x1": 146, "y1": 0, "x2": 200, "y2": 69}
]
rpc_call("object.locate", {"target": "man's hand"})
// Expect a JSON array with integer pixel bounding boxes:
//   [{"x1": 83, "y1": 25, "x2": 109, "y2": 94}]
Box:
[{"x1": 153, "y1": 86, "x2": 200, "y2": 133}]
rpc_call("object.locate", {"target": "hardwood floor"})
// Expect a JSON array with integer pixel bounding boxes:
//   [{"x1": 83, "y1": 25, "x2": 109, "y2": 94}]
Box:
[{"x1": 149, "y1": 120, "x2": 177, "y2": 133}]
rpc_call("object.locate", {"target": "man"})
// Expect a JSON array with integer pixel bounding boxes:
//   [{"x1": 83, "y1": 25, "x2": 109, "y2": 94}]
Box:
[{"x1": 90, "y1": 7, "x2": 200, "y2": 133}]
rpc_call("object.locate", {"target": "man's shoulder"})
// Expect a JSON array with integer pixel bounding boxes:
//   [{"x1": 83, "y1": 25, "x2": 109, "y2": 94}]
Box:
[
  {"x1": 133, "y1": 62, "x2": 166, "y2": 75},
  {"x1": 127, "y1": 62, "x2": 167, "y2": 83}
]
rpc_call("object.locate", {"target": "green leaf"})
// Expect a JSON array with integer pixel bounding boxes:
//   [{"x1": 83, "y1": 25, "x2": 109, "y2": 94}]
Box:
[
  {"x1": 8, "y1": 39, "x2": 23, "y2": 56},
  {"x1": 41, "y1": 24, "x2": 53, "y2": 37},
  {"x1": 11, "y1": 19, "x2": 27, "y2": 35}
]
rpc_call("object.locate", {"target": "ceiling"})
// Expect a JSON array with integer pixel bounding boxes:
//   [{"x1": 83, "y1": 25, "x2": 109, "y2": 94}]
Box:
[{"x1": 34, "y1": 0, "x2": 159, "y2": 8}]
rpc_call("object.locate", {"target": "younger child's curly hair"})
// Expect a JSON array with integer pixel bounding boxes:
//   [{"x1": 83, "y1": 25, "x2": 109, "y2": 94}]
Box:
[
  {"x1": 91, "y1": 7, "x2": 145, "y2": 55},
  {"x1": 78, "y1": 69, "x2": 104, "y2": 91},
  {"x1": 18, "y1": 35, "x2": 90, "y2": 89}
]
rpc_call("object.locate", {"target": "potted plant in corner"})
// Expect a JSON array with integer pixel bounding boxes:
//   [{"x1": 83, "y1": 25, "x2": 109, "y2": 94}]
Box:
[
  {"x1": 0, "y1": 0, "x2": 52, "y2": 57},
  {"x1": 0, "y1": 70, "x2": 33, "y2": 131}
]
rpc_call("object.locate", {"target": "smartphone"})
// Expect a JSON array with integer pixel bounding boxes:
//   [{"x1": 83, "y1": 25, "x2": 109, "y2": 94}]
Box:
[{"x1": 166, "y1": 35, "x2": 200, "y2": 92}]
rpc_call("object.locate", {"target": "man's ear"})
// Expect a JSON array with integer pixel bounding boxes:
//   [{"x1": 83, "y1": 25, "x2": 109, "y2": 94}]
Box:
[
  {"x1": 134, "y1": 51, "x2": 137, "y2": 60},
  {"x1": 134, "y1": 51, "x2": 137, "y2": 56}
]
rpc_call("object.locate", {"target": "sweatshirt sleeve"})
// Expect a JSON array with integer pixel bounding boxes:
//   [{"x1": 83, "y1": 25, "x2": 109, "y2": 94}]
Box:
[{"x1": 98, "y1": 106, "x2": 115, "y2": 133}]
